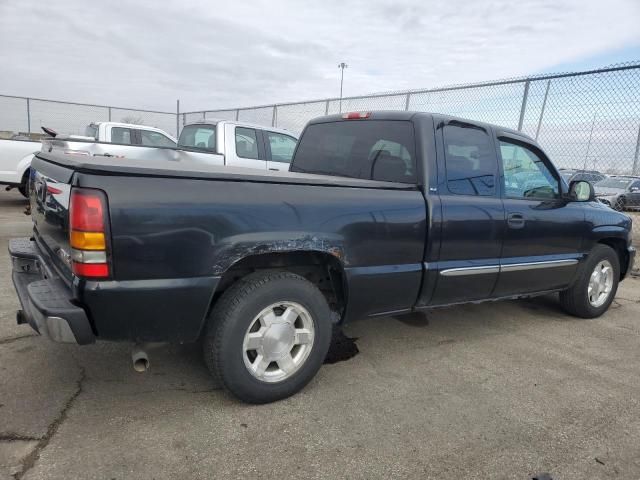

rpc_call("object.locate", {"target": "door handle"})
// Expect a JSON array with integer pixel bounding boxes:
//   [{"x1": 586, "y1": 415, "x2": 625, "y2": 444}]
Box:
[
  {"x1": 268, "y1": 168, "x2": 278, "y2": 171},
  {"x1": 507, "y1": 213, "x2": 525, "y2": 229}
]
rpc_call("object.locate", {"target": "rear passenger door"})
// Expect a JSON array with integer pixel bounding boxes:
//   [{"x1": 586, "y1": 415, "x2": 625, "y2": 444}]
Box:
[
  {"x1": 264, "y1": 131, "x2": 297, "y2": 171},
  {"x1": 429, "y1": 120, "x2": 505, "y2": 306},
  {"x1": 224, "y1": 125, "x2": 267, "y2": 170}
]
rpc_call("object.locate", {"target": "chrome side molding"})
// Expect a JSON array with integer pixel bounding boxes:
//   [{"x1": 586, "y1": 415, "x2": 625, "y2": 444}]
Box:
[
  {"x1": 440, "y1": 258, "x2": 578, "y2": 277},
  {"x1": 440, "y1": 265, "x2": 500, "y2": 277}
]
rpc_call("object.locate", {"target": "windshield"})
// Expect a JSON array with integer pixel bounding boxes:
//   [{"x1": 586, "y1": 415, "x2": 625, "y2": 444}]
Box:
[
  {"x1": 178, "y1": 124, "x2": 216, "y2": 152},
  {"x1": 595, "y1": 178, "x2": 632, "y2": 190},
  {"x1": 84, "y1": 124, "x2": 98, "y2": 139}
]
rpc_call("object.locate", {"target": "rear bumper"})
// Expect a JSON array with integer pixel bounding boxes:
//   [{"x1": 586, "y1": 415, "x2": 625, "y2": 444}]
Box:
[{"x1": 9, "y1": 237, "x2": 95, "y2": 344}]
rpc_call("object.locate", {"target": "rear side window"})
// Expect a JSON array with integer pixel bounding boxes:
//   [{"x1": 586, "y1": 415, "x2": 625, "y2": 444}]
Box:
[
  {"x1": 443, "y1": 124, "x2": 497, "y2": 196},
  {"x1": 266, "y1": 131, "x2": 297, "y2": 163},
  {"x1": 235, "y1": 127, "x2": 259, "y2": 159},
  {"x1": 84, "y1": 124, "x2": 98, "y2": 139},
  {"x1": 291, "y1": 120, "x2": 416, "y2": 183},
  {"x1": 178, "y1": 125, "x2": 216, "y2": 152},
  {"x1": 111, "y1": 127, "x2": 134, "y2": 145},
  {"x1": 139, "y1": 130, "x2": 176, "y2": 148}
]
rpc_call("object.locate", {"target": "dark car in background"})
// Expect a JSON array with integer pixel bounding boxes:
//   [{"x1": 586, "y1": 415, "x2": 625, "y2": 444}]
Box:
[
  {"x1": 594, "y1": 175, "x2": 640, "y2": 211},
  {"x1": 559, "y1": 169, "x2": 606, "y2": 185}
]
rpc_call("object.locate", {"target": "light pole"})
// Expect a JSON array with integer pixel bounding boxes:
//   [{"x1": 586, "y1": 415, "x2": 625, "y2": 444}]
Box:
[{"x1": 338, "y1": 62, "x2": 348, "y2": 112}]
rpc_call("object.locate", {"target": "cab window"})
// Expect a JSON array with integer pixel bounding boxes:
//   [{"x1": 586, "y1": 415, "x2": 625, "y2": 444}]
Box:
[
  {"x1": 291, "y1": 120, "x2": 416, "y2": 183},
  {"x1": 139, "y1": 130, "x2": 176, "y2": 148},
  {"x1": 266, "y1": 131, "x2": 297, "y2": 163},
  {"x1": 499, "y1": 140, "x2": 559, "y2": 199},
  {"x1": 443, "y1": 124, "x2": 497, "y2": 196},
  {"x1": 178, "y1": 125, "x2": 216, "y2": 152},
  {"x1": 111, "y1": 127, "x2": 134, "y2": 145},
  {"x1": 235, "y1": 127, "x2": 259, "y2": 159}
]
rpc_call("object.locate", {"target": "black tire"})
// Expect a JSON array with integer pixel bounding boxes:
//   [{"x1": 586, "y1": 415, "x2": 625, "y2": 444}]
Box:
[
  {"x1": 203, "y1": 271, "x2": 332, "y2": 404},
  {"x1": 559, "y1": 244, "x2": 619, "y2": 318},
  {"x1": 18, "y1": 169, "x2": 30, "y2": 198}
]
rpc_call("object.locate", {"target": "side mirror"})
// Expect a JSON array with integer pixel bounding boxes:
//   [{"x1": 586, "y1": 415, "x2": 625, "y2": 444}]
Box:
[{"x1": 569, "y1": 180, "x2": 594, "y2": 202}]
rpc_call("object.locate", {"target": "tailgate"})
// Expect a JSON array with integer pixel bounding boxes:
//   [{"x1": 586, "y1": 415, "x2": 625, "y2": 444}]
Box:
[{"x1": 29, "y1": 157, "x2": 75, "y2": 284}]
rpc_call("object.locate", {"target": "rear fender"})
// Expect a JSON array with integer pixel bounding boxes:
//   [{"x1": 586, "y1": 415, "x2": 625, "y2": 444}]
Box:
[{"x1": 212, "y1": 232, "x2": 346, "y2": 275}]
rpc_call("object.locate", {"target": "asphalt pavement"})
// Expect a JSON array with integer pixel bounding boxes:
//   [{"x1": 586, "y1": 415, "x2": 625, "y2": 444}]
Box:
[{"x1": 1, "y1": 189, "x2": 639, "y2": 480}]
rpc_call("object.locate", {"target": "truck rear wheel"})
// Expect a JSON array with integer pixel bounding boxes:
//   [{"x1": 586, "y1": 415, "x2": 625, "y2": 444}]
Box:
[
  {"x1": 559, "y1": 244, "x2": 619, "y2": 318},
  {"x1": 203, "y1": 271, "x2": 332, "y2": 403}
]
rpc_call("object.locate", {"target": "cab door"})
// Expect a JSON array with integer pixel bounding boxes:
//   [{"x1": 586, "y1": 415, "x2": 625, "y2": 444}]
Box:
[
  {"x1": 224, "y1": 124, "x2": 267, "y2": 170},
  {"x1": 428, "y1": 120, "x2": 505, "y2": 306},
  {"x1": 494, "y1": 134, "x2": 583, "y2": 296}
]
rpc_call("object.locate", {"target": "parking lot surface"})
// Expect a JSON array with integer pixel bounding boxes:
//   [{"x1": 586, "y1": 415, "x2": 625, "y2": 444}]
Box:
[{"x1": 1, "y1": 189, "x2": 639, "y2": 480}]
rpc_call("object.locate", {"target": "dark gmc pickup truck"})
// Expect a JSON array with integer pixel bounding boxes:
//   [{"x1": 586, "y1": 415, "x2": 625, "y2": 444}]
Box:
[{"x1": 10, "y1": 111, "x2": 635, "y2": 403}]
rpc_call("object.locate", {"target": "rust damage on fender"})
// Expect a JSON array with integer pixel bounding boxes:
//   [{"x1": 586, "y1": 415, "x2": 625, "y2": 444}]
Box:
[{"x1": 211, "y1": 232, "x2": 346, "y2": 275}]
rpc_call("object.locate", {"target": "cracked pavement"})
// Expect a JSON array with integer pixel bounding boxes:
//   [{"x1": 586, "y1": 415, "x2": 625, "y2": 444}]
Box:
[{"x1": 1, "y1": 189, "x2": 640, "y2": 479}]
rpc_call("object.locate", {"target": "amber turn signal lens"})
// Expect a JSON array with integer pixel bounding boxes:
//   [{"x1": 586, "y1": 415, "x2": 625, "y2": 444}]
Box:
[{"x1": 70, "y1": 231, "x2": 106, "y2": 250}]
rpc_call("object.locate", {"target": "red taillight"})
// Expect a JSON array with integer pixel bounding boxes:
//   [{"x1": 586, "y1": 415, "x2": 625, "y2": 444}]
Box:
[
  {"x1": 342, "y1": 112, "x2": 371, "y2": 120},
  {"x1": 46, "y1": 185, "x2": 62, "y2": 195},
  {"x1": 69, "y1": 188, "x2": 109, "y2": 279},
  {"x1": 72, "y1": 262, "x2": 109, "y2": 278},
  {"x1": 70, "y1": 189, "x2": 105, "y2": 231}
]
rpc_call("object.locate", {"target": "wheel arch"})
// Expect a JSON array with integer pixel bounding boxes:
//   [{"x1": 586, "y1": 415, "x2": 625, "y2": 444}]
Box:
[
  {"x1": 210, "y1": 249, "x2": 348, "y2": 325},
  {"x1": 597, "y1": 237, "x2": 630, "y2": 279}
]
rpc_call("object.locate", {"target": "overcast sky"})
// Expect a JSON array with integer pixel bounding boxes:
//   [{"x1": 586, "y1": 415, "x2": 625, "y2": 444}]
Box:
[{"x1": 0, "y1": 0, "x2": 638, "y2": 112}]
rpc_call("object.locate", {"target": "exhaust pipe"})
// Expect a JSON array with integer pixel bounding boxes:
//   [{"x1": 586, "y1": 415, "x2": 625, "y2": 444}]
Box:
[{"x1": 131, "y1": 344, "x2": 150, "y2": 373}]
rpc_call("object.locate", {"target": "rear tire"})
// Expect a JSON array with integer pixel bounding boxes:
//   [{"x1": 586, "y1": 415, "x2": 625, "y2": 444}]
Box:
[
  {"x1": 18, "y1": 169, "x2": 30, "y2": 198},
  {"x1": 203, "y1": 271, "x2": 332, "y2": 404},
  {"x1": 559, "y1": 245, "x2": 619, "y2": 318}
]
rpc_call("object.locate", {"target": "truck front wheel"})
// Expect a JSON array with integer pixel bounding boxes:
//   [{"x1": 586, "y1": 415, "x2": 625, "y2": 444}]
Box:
[
  {"x1": 203, "y1": 271, "x2": 332, "y2": 403},
  {"x1": 559, "y1": 244, "x2": 620, "y2": 318}
]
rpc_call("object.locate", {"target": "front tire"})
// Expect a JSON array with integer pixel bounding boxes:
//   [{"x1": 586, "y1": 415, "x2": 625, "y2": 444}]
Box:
[
  {"x1": 559, "y1": 245, "x2": 619, "y2": 318},
  {"x1": 203, "y1": 271, "x2": 332, "y2": 403}
]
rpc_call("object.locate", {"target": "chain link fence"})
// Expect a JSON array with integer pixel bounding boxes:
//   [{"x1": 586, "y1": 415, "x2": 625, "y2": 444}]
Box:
[
  {"x1": 1, "y1": 63, "x2": 639, "y2": 269},
  {"x1": 0, "y1": 96, "x2": 178, "y2": 139},
  {"x1": 188, "y1": 62, "x2": 640, "y2": 262}
]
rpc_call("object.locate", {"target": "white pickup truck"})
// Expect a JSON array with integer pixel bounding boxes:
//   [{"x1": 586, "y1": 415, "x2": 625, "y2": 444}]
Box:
[
  {"x1": 1, "y1": 122, "x2": 177, "y2": 197},
  {"x1": 176, "y1": 120, "x2": 298, "y2": 171},
  {"x1": 41, "y1": 120, "x2": 298, "y2": 173}
]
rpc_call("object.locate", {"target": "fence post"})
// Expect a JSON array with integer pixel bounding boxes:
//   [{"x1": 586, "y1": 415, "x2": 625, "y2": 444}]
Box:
[
  {"x1": 405, "y1": 93, "x2": 411, "y2": 111},
  {"x1": 182, "y1": 113, "x2": 186, "y2": 126},
  {"x1": 632, "y1": 124, "x2": 640, "y2": 176},
  {"x1": 534, "y1": 80, "x2": 551, "y2": 140},
  {"x1": 26, "y1": 98, "x2": 31, "y2": 134},
  {"x1": 324, "y1": 100, "x2": 330, "y2": 116},
  {"x1": 272, "y1": 105, "x2": 277, "y2": 127},
  {"x1": 108, "y1": 106, "x2": 112, "y2": 122},
  {"x1": 517, "y1": 80, "x2": 530, "y2": 131},
  {"x1": 235, "y1": 109, "x2": 240, "y2": 121},
  {"x1": 176, "y1": 100, "x2": 180, "y2": 136}
]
